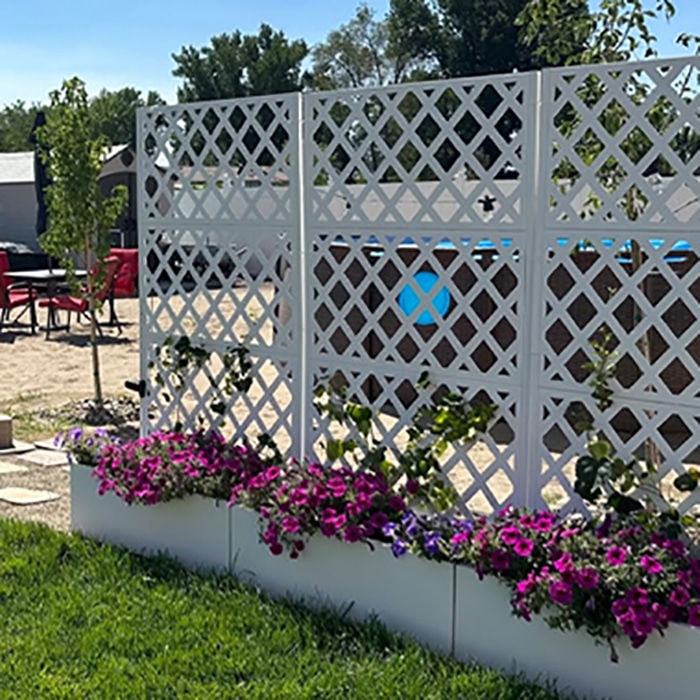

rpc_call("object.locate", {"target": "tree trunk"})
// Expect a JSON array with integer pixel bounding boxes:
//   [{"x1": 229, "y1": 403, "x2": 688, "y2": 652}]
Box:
[{"x1": 84, "y1": 232, "x2": 103, "y2": 406}]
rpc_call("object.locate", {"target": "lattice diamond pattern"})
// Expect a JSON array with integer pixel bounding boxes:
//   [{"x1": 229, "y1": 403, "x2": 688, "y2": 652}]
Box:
[
  {"x1": 542, "y1": 235, "x2": 700, "y2": 404},
  {"x1": 305, "y1": 75, "x2": 534, "y2": 228},
  {"x1": 139, "y1": 97, "x2": 298, "y2": 224},
  {"x1": 536, "y1": 393, "x2": 700, "y2": 515},
  {"x1": 311, "y1": 232, "x2": 521, "y2": 380},
  {"x1": 545, "y1": 58, "x2": 700, "y2": 229}
]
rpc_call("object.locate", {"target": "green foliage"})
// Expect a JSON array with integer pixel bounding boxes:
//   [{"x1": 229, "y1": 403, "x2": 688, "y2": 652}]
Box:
[
  {"x1": 314, "y1": 374, "x2": 497, "y2": 512},
  {"x1": 311, "y1": 4, "x2": 426, "y2": 89},
  {"x1": 89, "y1": 87, "x2": 165, "y2": 147},
  {"x1": 0, "y1": 100, "x2": 45, "y2": 152},
  {"x1": 0, "y1": 519, "x2": 570, "y2": 699},
  {"x1": 387, "y1": 0, "x2": 590, "y2": 78},
  {"x1": 172, "y1": 24, "x2": 309, "y2": 102},
  {"x1": 151, "y1": 335, "x2": 254, "y2": 432}
]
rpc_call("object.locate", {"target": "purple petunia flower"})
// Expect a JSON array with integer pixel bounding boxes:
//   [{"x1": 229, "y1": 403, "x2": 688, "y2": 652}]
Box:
[
  {"x1": 382, "y1": 522, "x2": 398, "y2": 537},
  {"x1": 634, "y1": 614, "x2": 655, "y2": 636},
  {"x1": 424, "y1": 531, "x2": 441, "y2": 555},
  {"x1": 606, "y1": 546, "x2": 628, "y2": 567},
  {"x1": 391, "y1": 539, "x2": 408, "y2": 558},
  {"x1": 343, "y1": 525, "x2": 363, "y2": 543},
  {"x1": 549, "y1": 581, "x2": 573, "y2": 605}
]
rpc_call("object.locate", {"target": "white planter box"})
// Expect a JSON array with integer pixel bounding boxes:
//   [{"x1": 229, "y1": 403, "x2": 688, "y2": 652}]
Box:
[
  {"x1": 230, "y1": 506, "x2": 454, "y2": 653},
  {"x1": 70, "y1": 464, "x2": 230, "y2": 571},
  {"x1": 454, "y1": 566, "x2": 700, "y2": 700}
]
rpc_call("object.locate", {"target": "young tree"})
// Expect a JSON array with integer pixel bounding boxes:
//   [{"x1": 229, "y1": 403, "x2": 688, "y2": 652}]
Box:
[{"x1": 38, "y1": 77, "x2": 128, "y2": 405}]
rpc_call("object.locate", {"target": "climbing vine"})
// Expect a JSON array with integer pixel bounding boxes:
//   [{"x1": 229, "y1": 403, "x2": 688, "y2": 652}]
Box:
[{"x1": 314, "y1": 371, "x2": 497, "y2": 512}]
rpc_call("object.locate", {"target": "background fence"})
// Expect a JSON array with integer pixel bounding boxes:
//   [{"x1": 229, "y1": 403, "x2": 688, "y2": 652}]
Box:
[{"x1": 137, "y1": 56, "x2": 700, "y2": 515}]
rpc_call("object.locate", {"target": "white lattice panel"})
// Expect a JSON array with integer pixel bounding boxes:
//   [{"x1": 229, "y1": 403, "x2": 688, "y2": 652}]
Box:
[
  {"x1": 533, "y1": 56, "x2": 700, "y2": 514},
  {"x1": 135, "y1": 56, "x2": 700, "y2": 517},
  {"x1": 305, "y1": 75, "x2": 535, "y2": 229},
  {"x1": 137, "y1": 96, "x2": 303, "y2": 453},
  {"x1": 543, "y1": 57, "x2": 700, "y2": 230}
]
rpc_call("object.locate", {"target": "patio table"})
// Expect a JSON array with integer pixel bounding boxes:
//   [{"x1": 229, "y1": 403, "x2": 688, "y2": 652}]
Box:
[{"x1": 3, "y1": 269, "x2": 87, "y2": 334}]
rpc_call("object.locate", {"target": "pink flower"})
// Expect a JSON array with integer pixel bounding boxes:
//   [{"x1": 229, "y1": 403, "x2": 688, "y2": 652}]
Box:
[
  {"x1": 575, "y1": 568, "x2": 600, "y2": 590},
  {"x1": 343, "y1": 525, "x2": 363, "y2": 543},
  {"x1": 451, "y1": 531, "x2": 470, "y2": 546},
  {"x1": 514, "y1": 538, "x2": 534, "y2": 557},
  {"x1": 549, "y1": 581, "x2": 573, "y2": 605},
  {"x1": 606, "y1": 546, "x2": 628, "y2": 566},
  {"x1": 369, "y1": 512, "x2": 389, "y2": 530},
  {"x1": 291, "y1": 488, "x2": 308, "y2": 505},
  {"x1": 664, "y1": 540, "x2": 687, "y2": 558},
  {"x1": 326, "y1": 476, "x2": 347, "y2": 497},
  {"x1": 554, "y1": 552, "x2": 573, "y2": 573},
  {"x1": 641, "y1": 555, "x2": 663, "y2": 575},
  {"x1": 670, "y1": 587, "x2": 690, "y2": 607},
  {"x1": 688, "y1": 606, "x2": 700, "y2": 627},
  {"x1": 281, "y1": 516, "x2": 300, "y2": 534},
  {"x1": 534, "y1": 515, "x2": 555, "y2": 533},
  {"x1": 269, "y1": 542, "x2": 284, "y2": 556},
  {"x1": 634, "y1": 614, "x2": 655, "y2": 636},
  {"x1": 499, "y1": 526, "x2": 521, "y2": 546}
]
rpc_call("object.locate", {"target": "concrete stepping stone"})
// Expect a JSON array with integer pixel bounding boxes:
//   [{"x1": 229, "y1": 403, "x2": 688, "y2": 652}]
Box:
[
  {"x1": 0, "y1": 462, "x2": 29, "y2": 475},
  {"x1": 34, "y1": 439, "x2": 67, "y2": 452},
  {"x1": 0, "y1": 488, "x2": 60, "y2": 505},
  {"x1": 19, "y1": 450, "x2": 69, "y2": 468}
]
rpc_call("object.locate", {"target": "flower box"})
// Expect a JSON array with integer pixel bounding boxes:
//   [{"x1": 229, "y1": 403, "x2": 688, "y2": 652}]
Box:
[
  {"x1": 453, "y1": 566, "x2": 700, "y2": 700},
  {"x1": 229, "y1": 506, "x2": 455, "y2": 653},
  {"x1": 70, "y1": 464, "x2": 231, "y2": 571}
]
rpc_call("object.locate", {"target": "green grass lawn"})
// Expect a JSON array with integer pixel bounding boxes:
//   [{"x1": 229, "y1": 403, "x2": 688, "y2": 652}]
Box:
[{"x1": 0, "y1": 518, "x2": 575, "y2": 699}]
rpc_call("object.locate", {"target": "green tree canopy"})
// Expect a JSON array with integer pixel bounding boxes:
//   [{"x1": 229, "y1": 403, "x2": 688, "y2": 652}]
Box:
[
  {"x1": 311, "y1": 4, "x2": 429, "y2": 90},
  {"x1": 0, "y1": 101, "x2": 46, "y2": 152},
  {"x1": 172, "y1": 24, "x2": 309, "y2": 102},
  {"x1": 387, "y1": 0, "x2": 592, "y2": 78},
  {"x1": 89, "y1": 87, "x2": 165, "y2": 146}
]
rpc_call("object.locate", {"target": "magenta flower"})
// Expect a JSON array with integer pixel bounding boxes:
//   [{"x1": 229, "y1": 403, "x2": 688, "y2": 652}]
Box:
[
  {"x1": 369, "y1": 512, "x2": 389, "y2": 530},
  {"x1": 664, "y1": 540, "x2": 687, "y2": 558},
  {"x1": 575, "y1": 568, "x2": 600, "y2": 590},
  {"x1": 490, "y1": 549, "x2": 511, "y2": 571},
  {"x1": 534, "y1": 516, "x2": 555, "y2": 533},
  {"x1": 634, "y1": 614, "x2": 655, "y2": 636},
  {"x1": 281, "y1": 516, "x2": 300, "y2": 534},
  {"x1": 451, "y1": 531, "x2": 470, "y2": 546},
  {"x1": 640, "y1": 555, "x2": 663, "y2": 575},
  {"x1": 514, "y1": 538, "x2": 534, "y2": 557},
  {"x1": 519, "y1": 514, "x2": 535, "y2": 528},
  {"x1": 688, "y1": 606, "x2": 700, "y2": 627},
  {"x1": 343, "y1": 525, "x2": 363, "y2": 543},
  {"x1": 499, "y1": 526, "x2": 521, "y2": 546},
  {"x1": 326, "y1": 476, "x2": 347, "y2": 497},
  {"x1": 269, "y1": 542, "x2": 284, "y2": 556},
  {"x1": 388, "y1": 495, "x2": 406, "y2": 512},
  {"x1": 606, "y1": 546, "x2": 628, "y2": 567},
  {"x1": 291, "y1": 488, "x2": 308, "y2": 505},
  {"x1": 549, "y1": 581, "x2": 573, "y2": 605},
  {"x1": 670, "y1": 587, "x2": 691, "y2": 607},
  {"x1": 554, "y1": 552, "x2": 573, "y2": 573},
  {"x1": 265, "y1": 466, "x2": 281, "y2": 481}
]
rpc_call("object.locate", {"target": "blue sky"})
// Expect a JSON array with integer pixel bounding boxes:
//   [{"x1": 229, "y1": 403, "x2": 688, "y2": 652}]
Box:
[{"x1": 0, "y1": 0, "x2": 695, "y2": 108}]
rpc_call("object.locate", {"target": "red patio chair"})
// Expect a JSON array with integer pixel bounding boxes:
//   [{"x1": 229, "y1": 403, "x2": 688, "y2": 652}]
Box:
[
  {"x1": 38, "y1": 256, "x2": 123, "y2": 339},
  {"x1": 0, "y1": 251, "x2": 37, "y2": 334}
]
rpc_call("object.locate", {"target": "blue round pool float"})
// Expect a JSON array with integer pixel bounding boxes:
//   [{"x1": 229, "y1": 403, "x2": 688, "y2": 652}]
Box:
[{"x1": 398, "y1": 271, "x2": 451, "y2": 325}]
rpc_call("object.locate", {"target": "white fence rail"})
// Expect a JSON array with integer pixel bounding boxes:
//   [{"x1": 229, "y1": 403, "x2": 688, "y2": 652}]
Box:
[{"x1": 137, "y1": 57, "x2": 700, "y2": 515}]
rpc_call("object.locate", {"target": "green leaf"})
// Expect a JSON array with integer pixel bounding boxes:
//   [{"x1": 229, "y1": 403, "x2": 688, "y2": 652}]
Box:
[
  {"x1": 588, "y1": 438, "x2": 611, "y2": 461},
  {"x1": 326, "y1": 439, "x2": 345, "y2": 461},
  {"x1": 608, "y1": 491, "x2": 644, "y2": 515},
  {"x1": 673, "y1": 473, "x2": 698, "y2": 492},
  {"x1": 574, "y1": 456, "x2": 602, "y2": 502}
]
